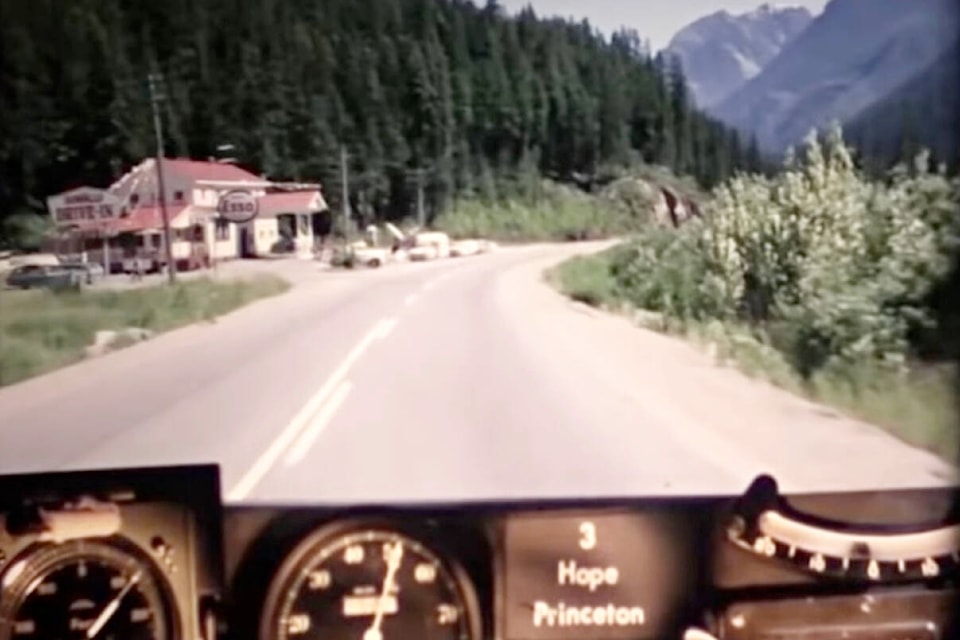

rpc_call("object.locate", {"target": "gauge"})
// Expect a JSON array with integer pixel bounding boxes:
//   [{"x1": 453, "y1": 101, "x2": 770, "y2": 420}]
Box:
[
  {"x1": 726, "y1": 475, "x2": 960, "y2": 583},
  {"x1": 260, "y1": 522, "x2": 481, "y2": 640},
  {"x1": 0, "y1": 539, "x2": 176, "y2": 640}
]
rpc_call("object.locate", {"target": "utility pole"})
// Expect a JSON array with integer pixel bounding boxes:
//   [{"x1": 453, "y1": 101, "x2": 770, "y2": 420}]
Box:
[
  {"x1": 416, "y1": 168, "x2": 426, "y2": 229},
  {"x1": 340, "y1": 145, "x2": 351, "y2": 243},
  {"x1": 148, "y1": 72, "x2": 177, "y2": 284}
]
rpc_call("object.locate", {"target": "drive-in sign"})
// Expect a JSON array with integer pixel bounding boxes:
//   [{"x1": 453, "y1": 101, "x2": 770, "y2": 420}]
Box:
[
  {"x1": 217, "y1": 190, "x2": 259, "y2": 223},
  {"x1": 47, "y1": 187, "x2": 121, "y2": 225}
]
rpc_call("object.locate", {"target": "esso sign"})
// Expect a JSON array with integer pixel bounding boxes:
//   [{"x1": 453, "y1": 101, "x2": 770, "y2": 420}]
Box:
[{"x1": 217, "y1": 190, "x2": 259, "y2": 223}]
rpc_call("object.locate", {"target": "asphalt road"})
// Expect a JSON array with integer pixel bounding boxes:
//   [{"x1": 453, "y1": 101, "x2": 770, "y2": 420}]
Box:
[{"x1": 0, "y1": 244, "x2": 955, "y2": 504}]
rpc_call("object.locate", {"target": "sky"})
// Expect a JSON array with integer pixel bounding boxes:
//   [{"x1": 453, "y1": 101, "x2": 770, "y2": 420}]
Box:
[{"x1": 481, "y1": 0, "x2": 831, "y2": 51}]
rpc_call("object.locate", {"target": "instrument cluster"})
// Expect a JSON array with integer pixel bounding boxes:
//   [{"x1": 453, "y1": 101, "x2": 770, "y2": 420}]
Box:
[
  {"x1": 0, "y1": 466, "x2": 222, "y2": 640},
  {"x1": 0, "y1": 465, "x2": 957, "y2": 640}
]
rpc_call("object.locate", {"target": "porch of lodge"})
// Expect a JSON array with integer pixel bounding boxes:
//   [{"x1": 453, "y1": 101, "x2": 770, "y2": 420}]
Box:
[{"x1": 48, "y1": 197, "x2": 332, "y2": 275}]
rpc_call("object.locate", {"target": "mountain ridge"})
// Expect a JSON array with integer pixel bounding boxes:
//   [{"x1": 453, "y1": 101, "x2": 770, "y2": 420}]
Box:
[
  {"x1": 845, "y1": 38, "x2": 960, "y2": 169},
  {"x1": 712, "y1": 0, "x2": 959, "y2": 155},
  {"x1": 663, "y1": 4, "x2": 813, "y2": 110}
]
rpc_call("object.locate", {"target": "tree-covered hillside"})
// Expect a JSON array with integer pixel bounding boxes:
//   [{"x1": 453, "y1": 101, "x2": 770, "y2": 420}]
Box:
[
  {"x1": 0, "y1": 0, "x2": 761, "y2": 236},
  {"x1": 845, "y1": 40, "x2": 959, "y2": 176}
]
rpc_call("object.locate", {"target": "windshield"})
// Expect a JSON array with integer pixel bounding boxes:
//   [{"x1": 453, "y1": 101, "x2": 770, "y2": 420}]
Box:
[{"x1": 0, "y1": 0, "x2": 957, "y2": 505}]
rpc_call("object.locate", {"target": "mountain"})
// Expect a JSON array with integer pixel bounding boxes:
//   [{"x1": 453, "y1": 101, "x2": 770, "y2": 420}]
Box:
[
  {"x1": 845, "y1": 40, "x2": 960, "y2": 170},
  {"x1": 663, "y1": 4, "x2": 813, "y2": 110},
  {"x1": 713, "y1": 0, "x2": 960, "y2": 155}
]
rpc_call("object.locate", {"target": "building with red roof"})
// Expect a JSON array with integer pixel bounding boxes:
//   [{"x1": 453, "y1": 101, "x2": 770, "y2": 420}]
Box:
[{"x1": 46, "y1": 158, "x2": 329, "y2": 273}]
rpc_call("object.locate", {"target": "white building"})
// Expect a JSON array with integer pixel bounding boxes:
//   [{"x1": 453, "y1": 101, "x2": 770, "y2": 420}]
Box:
[{"x1": 46, "y1": 158, "x2": 329, "y2": 272}]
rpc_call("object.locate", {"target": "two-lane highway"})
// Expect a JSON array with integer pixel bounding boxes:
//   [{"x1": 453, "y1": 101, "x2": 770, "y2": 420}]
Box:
[{"x1": 0, "y1": 244, "x2": 955, "y2": 503}]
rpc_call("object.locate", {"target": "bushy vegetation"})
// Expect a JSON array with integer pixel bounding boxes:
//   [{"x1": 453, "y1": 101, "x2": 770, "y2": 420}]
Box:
[
  {"x1": 436, "y1": 179, "x2": 634, "y2": 241},
  {"x1": 0, "y1": 275, "x2": 290, "y2": 387},
  {"x1": 554, "y1": 125, "x2": 960, "y2": 458},
  {"x1": 433, "y1": 157, "x2": 706, "y2": 241}
]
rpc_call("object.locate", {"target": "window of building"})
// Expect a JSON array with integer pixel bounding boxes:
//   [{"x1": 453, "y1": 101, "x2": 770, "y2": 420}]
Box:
[
  {"x1": 174, "y1": 190, "x2": 184, "y2": 202},
  {"x1": 130, "y1": 193, "x2": 139, "y2": 205}
]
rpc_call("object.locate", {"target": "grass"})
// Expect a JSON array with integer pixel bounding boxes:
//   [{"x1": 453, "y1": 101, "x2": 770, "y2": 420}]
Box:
[
  {"x1": 549, "y1": 249, "x2": 960, "y2": 463},
  {"x1": 0, "y1": 275, "x2": 291, "y2": 387}
]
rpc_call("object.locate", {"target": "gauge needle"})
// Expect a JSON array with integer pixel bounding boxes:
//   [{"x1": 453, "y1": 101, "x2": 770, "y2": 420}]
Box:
[
  {"x1": 364, "y1": 542, "x2": 403, "y2": 640},
  {"x1": 86, "y1": 570, "x2": 142, "y2": 639}
]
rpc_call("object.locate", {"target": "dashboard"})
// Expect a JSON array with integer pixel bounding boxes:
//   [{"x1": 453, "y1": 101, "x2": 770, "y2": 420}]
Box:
[{"x1": 0, "y1": 465, "x2": 957, "y2": 640}]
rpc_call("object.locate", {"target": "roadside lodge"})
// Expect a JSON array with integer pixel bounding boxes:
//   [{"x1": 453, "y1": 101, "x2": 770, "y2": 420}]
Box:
[{"x1": 46, "y1": 158, "x2": 330, "y2": 273}]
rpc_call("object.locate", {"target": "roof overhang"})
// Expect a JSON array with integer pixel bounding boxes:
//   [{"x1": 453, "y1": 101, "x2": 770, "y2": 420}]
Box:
[
  {"x1": 194, "y1": 179, "x2": 275, "y2": 188},
  {"x1": 267, "y1": 182, "x2": 323, "y2": 191}
]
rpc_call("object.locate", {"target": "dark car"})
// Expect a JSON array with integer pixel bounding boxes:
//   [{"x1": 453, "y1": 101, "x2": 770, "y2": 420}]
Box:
[{"x1": 5, "y1": 264, "x2": 84, "y2": 290}]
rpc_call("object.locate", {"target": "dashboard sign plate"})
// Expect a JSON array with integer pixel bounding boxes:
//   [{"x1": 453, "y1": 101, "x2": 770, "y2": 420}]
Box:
[{"x1": 501, "y1": 510, "x2": 695, "y2": 640}]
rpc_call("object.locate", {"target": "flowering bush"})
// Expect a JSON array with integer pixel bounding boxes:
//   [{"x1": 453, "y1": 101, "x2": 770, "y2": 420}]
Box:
[{"x1": 611, "y1": 124, "x2": 960, "y2": 379}]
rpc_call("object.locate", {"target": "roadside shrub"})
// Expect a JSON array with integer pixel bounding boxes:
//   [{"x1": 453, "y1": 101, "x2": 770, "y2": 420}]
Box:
[
  {"x1": 434, "y1": 178, "x2": 665, "y2": 241},
  {"x1": 552, "y1": 127, "x2": 960, "y2": 457},
  {"x1": 608, "y1": 123, "x2": 960, "y2": 380},
  {"x1": 608, "y1": 228, "x2": 729, "y2": 322},
  {"x1": 435, "y1": 181, "x2": 617, "y2": 241},
  {"x1": 547, "y1": 252, "x2": 618, "y2": 307}
]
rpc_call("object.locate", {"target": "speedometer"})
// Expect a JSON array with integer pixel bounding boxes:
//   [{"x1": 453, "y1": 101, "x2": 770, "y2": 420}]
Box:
[
  {"x1": 259, "y1": 522, "x2": 481, "y2": 640},
  {"x1": 0, "y1": 539, "x2": 176, "y2": 640}
]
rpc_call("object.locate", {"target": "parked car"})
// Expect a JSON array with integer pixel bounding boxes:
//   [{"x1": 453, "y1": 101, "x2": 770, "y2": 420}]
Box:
[
  {"x1": 61, "y1": 262, "x2": 105, "y2": 284},
  {"x1": 5, "y1": 264, "x2": 84, "y2": 290}
]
